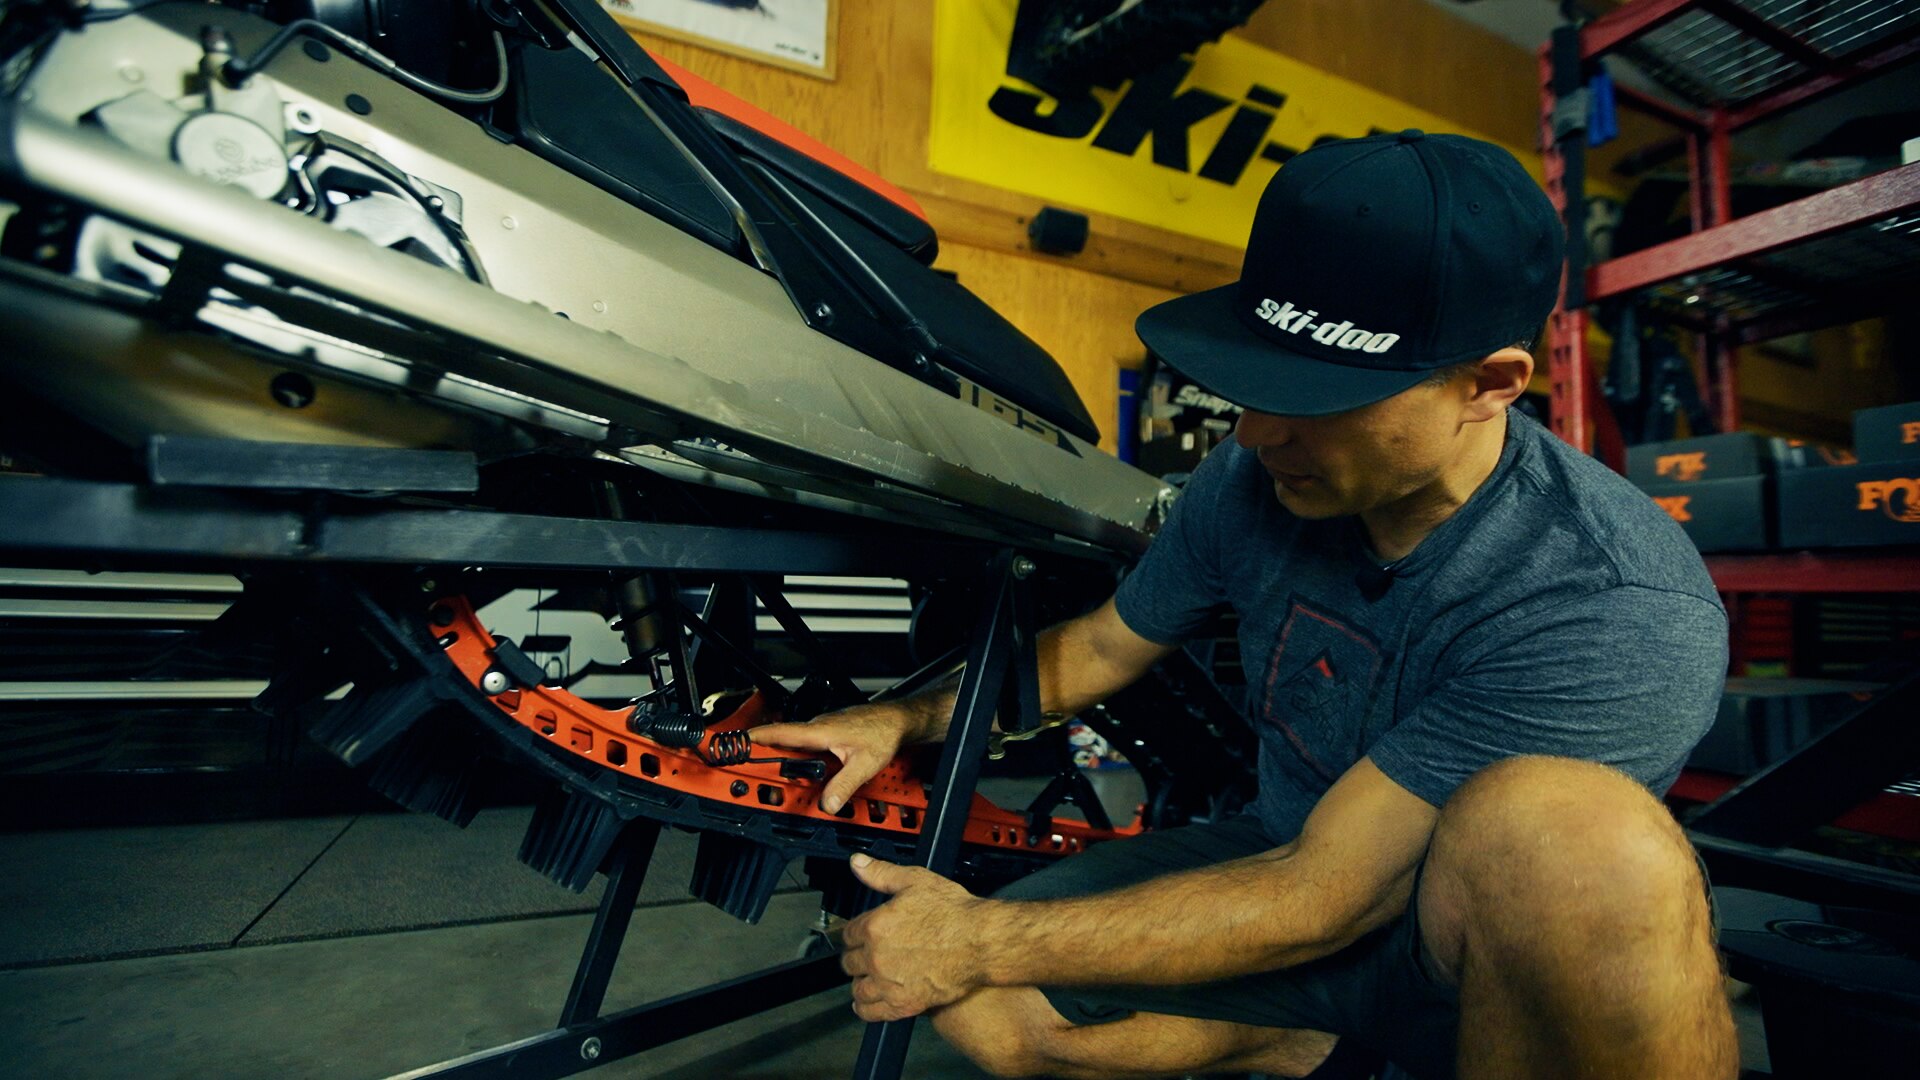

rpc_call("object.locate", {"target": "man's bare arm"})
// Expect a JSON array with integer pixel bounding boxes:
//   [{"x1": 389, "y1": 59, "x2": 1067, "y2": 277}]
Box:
[
  {"x1": 970, "y1": 757, "x2": 1438, "y2": 986},
  {"x1": 753, "y1": 596, "x2": 1174, "y2": 811},
  {"x1": 899, "y1": 596, "x2": 1177, "y2": 742}
]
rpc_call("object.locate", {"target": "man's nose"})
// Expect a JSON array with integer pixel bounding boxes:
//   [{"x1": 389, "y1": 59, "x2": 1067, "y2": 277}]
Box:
[{"x1": 1235, "y1": 410, "x2": 1291, "y2": 448}]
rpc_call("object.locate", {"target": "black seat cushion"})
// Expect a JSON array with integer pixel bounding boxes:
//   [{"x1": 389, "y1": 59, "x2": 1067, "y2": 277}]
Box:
[{"x1": 702, "y1": 109, "x2": 938, "y2": 266}]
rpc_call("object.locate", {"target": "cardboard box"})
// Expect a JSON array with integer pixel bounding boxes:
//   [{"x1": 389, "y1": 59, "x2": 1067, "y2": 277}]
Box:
[
  {"x1": 1853, "y1": 402, "x2": 1920, "y2": 464},
  {"x1": 1767, "y1": 438, "x2": 1856, "y2": 471},
  {"x1": 1627, "y1": 433, "x2": 1766, "y2": 485},
  {"x1": 1640, "y1": 476, "x2": 1772, "y2": 552},
  {"x1": 1690, "y1": 677, "x2": 1880, "y2": 775},
  {"x1": 1628, "y1": 433, "x2": 1853, "y2": 489},
  {"x1": 1777, "y1": 461, "x2": 1920, "y2": 549}
]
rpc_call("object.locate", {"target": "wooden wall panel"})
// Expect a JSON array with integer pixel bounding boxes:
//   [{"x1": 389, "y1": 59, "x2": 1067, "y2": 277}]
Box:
[
  {"x1": 621, "y1": 1, "x2": 1584, "y2": 451},
  {"x1": 619, "y1": 6, "x2": 901, "y2": 172},
  {"x1": 1240, "y1": 0, "x2": 1539, "y2": 149}
]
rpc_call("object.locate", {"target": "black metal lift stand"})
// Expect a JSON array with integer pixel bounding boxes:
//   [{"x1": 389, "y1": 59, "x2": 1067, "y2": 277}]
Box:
[
  {"x1": 390, "y1": 819, "x2": 847, "y2": 1080},
  {"x1": 853, "y1": 549, "x2": 1040, "y2": 1078},
  {"x1": 385, "y1": 549, "x2": 1041, "y2": 1080},
  {"x1": 0, "y1": 450, "x2": 1057, "y2": 1080}
]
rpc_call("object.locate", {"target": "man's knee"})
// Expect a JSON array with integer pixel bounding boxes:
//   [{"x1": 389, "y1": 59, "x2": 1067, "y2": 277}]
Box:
[
  {"x1": 930, "y1": 988, "x2": 1067, "y2": 1078},
  {"x1": 1422, "y1": 756, "x2": 1706, "y2": 967}
]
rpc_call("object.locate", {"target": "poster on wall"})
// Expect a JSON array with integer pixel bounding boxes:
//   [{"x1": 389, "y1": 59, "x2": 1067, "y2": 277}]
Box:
[
  {"x1": 600, "y1": 0, "x2": 836, "y2": 79},
  {"x1": 929, "y1": 0, "x2": 1538, "y2": 248}
]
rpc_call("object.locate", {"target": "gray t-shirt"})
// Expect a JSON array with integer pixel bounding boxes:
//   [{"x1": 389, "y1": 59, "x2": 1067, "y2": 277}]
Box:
[{"x1": 1115, "y1": 412, "x2": 1727, "y2": 840}]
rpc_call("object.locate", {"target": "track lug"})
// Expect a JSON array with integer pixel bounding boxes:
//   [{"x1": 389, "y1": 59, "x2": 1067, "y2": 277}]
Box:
[
  {"x1": 519, "y1": 785, "x2": 630, "y2": 892},
  {"x1": 690, "y1": 833, "x2": 787, "y2": 924}
]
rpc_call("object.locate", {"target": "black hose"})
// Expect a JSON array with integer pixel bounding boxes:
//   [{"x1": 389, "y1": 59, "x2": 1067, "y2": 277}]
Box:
[{"x1": 224, "y1": 20, "x2": 509, "y2": 106}]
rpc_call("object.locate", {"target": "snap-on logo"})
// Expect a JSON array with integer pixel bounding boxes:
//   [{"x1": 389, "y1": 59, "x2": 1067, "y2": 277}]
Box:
[
  {"x1": 1652, "y1": 495, "x2": 1693, "y2": 523},
  {"x1": 1253, "y1": 299, "x2": 1400, "y2": 354},
  {"x1": 1857, "y1": 479, "x2": 1920, "y2": 523},
  {"x1": 1903, "y1": 421, "x2": 1920, "y2": 445},
  {"x1": 1656, "y1": 452, "x2": 1708, "y2": 481},
  {"x1": 1172, "y1": 383, "x2": 1244, "y2": 416}
]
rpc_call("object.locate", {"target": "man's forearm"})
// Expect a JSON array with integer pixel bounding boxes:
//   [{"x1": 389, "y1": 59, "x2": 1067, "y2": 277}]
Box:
[
  {"x1": 895, "y1": 611, "x2": 1155, "y2": 745},
  {"x1": 891, "y1": 678, "x2": 962, "y2": 744},
  {"x1": 970, "y1": 848, "x2": 1388, "y2": 989}
]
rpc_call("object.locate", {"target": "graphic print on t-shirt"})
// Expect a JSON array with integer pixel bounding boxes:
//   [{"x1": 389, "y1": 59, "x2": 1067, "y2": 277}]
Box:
[{"x1": 1259, "y1": 598, "x2": 1384, "y2": 783}]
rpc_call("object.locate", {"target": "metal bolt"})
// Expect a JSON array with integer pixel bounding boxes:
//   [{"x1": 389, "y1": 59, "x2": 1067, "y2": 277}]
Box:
[
  {"x1": 501, "y1": 215, "x2": 517, "y2": 230},
  {"x1": 118, "y1": 65, "x2": 144, "y2": 84},
  {"x1": 269, "y1": 372, "x2": 315, "y2": 409},
  {"x1": 420, "y1": 579, "x2": 437, "y2": 593},
  {"x1": 1011, "y1": 556, "x2": 1036, "y2": 579},
  {"x1": 480, "y1": 669, "x2": 511, "y2": 695},
  {"x1": 729, "y1": 780, "x2": 749, "y2": 798},
  {"x1": 579, "y1": 1037, "x2": 601, "y2": 1061},
  {"x1": 591, "y1": 300, "x2": 607, "y2": 313},
  {"x1": 811, "y1": 302, "x2": 833, "y2": 323}
]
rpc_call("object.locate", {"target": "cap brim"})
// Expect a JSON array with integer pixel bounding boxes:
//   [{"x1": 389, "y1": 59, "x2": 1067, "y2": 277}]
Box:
[{"x1": 1136, "y1": 285, "x2": 1433, "y2": 417}]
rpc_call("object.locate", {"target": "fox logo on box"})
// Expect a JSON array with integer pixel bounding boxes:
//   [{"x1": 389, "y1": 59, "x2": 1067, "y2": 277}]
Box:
[
  {"x1": 1656, "y1": 452, "x2": 1708, "y2": 482},
  {"x1": 1857, "y1": 478, "x2": 1920, "y2": 523},
  {"x1": 1652, "y1": 495, "x2": 1693, "y2": 523}
]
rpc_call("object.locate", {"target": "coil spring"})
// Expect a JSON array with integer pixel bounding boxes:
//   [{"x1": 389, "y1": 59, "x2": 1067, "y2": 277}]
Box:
[
  {"x1": 701, "y1": 728, "x2": 754, "y2": 767},
  {"x1": 629, "y1": 704, "x2": 705, "y2": 749},
  {"x1": 629, "y1": 703, "x2": 763, "y2": 767}
]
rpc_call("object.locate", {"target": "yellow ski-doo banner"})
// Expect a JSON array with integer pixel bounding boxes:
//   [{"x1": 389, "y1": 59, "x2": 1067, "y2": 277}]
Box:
[{"x1": 929, "y1": 0, "x2": 1543, "y2": 249}]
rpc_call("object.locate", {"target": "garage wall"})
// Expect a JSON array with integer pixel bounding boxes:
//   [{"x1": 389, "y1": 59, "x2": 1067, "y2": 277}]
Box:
[{"x1": 619, "y1": 0, "x2": 1567, "y2": 450}]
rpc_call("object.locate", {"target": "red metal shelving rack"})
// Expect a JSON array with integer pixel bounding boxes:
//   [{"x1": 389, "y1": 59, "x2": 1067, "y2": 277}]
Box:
[
  {"x1": 1537, "y1": 0, "x2": 1920, "y2": 594},
  {"x1": 1534, "y1": 9, "x2": 1920, "y2": 932},
  {"x1": 1540, "y1": 0, "x2": 1920, "y2": 458},
  {"x1": 1704, "y1": 550, "x2": 1920, "y2": 593}
]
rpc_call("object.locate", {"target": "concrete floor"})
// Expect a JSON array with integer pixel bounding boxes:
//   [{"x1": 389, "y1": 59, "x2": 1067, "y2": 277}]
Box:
[
  {"x1": 0, "y1": 893, "x2": 988, "y2": 1079},
  {"x1": 0, "y1": 773, "x2": 1140, "y2": 1080},
  {"x1": 0, "y1": 806, "x2": 992, "y2": 1080},
  {"x1": 0, "y1": 767, "x2": 1773, "y2": 1079}
]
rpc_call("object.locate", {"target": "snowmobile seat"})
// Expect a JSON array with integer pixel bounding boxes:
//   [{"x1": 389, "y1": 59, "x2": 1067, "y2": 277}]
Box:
[
  {"x1": 698, "y1": 108, "x2": 937, "y2": 265},
  {"x1": 501, "y1": 28, "x2": 1097, "y2": 444},
  {"x1": 746, "y1": 159, "x2": 1100, "y2": 444},
  {"x1": 643, "y1": 55, "x2": 937, "y2": 265}
]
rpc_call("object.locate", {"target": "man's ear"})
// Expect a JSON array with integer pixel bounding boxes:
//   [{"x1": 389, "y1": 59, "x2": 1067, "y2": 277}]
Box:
[{"x1": 1464, "y1": 347, "x2": 1533, "y2": 423}]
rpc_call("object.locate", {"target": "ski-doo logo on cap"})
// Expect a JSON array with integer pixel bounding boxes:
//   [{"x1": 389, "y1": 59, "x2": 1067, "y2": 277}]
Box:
[{"x1": 1253, "y1": 298, "x2": 1400, "y2": 355}]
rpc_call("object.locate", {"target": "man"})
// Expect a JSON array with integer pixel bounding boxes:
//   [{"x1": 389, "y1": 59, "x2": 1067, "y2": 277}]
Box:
[{"x1": 754, "y1": 130, "x2": 1738, "y2": 1079}]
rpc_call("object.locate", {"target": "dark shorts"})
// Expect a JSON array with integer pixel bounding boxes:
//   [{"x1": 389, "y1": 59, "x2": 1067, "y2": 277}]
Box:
[
  {"x1": 996, "y1": 813, "x2": 1721, "y2": 1080},
  {"x1": 993, "y1": 813, "x2": 1462, "y2": 1080}
]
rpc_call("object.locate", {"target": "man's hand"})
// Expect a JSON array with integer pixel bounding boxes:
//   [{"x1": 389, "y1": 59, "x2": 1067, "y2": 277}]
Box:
[
  {"x1": 752, "y1": 704, "x2": 925, "y2": 814},
  {"x1": 840, "y1": 854, "x2": 987, "y2": 1021}
]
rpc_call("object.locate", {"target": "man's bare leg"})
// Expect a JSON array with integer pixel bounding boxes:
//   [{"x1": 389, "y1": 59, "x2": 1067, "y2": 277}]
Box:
[
  {"x1": 930, "y1": 987, "x2": 1337, "y2": 1079},
  {"x1": 1419, "y1": 756, "x2": 1739, "y2": 1079}
]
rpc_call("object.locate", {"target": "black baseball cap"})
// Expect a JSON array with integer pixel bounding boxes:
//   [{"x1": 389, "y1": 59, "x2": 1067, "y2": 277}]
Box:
[{"x1": 1136, "y1": 130, "x2": 1564, "y2": 417}]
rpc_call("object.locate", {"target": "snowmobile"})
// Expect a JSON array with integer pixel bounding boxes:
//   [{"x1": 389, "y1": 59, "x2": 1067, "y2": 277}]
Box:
[{"x1": 0, "y1": 1, "x2": 1255, "y2": 1074}]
